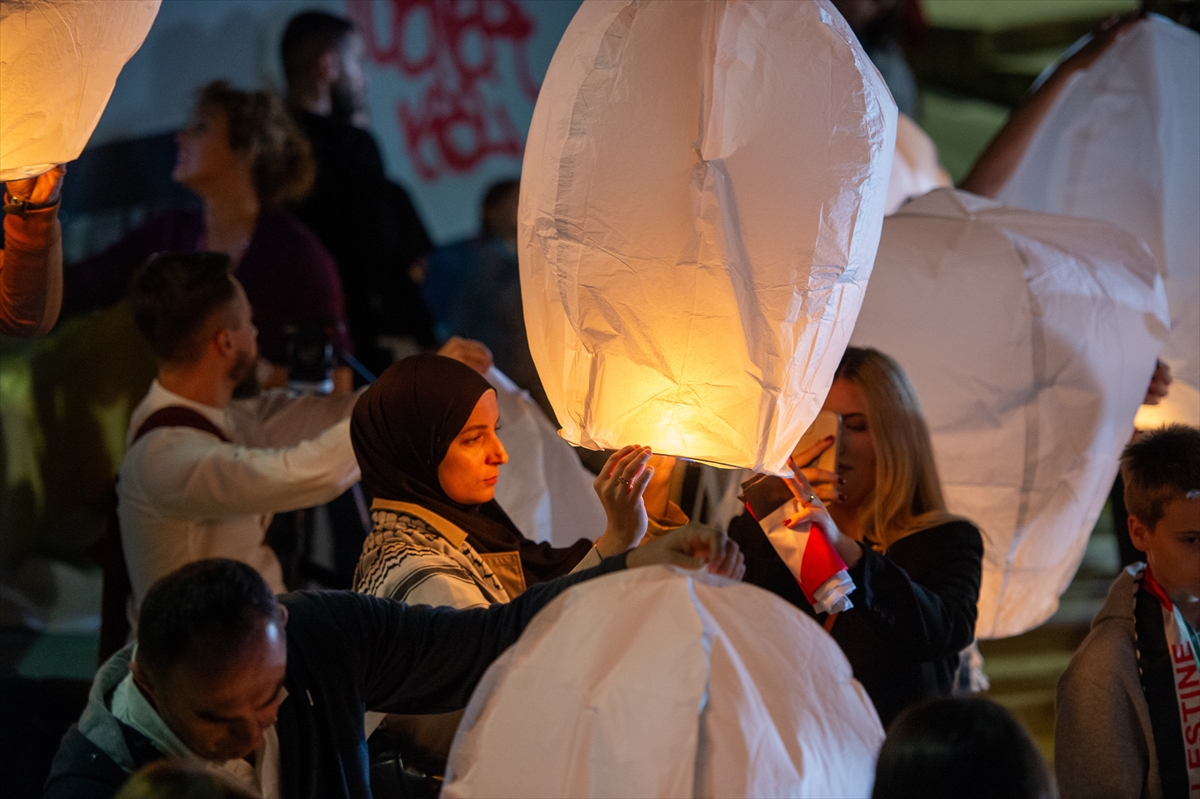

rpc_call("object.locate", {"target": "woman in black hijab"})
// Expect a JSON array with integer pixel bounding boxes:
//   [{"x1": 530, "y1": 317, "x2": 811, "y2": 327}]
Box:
[{"x1": 351, "y1": 353, "x2": 656, "y2": 608}]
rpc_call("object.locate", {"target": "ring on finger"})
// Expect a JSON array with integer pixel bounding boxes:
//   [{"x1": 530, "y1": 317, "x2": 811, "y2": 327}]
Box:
[{"x1": 617, "y1": 477, "x2": 632, "y2": 486}]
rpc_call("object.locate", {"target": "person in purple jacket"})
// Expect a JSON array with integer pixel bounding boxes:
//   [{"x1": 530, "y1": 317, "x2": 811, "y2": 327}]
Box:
[{"x1": 63, "y1": 81, "x2": 354, "y2": 393}]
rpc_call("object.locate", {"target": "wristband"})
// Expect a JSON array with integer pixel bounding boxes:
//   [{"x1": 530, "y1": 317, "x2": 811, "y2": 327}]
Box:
[{"x1": 3, "y1": 192, "x2": 60, "y2": 218}]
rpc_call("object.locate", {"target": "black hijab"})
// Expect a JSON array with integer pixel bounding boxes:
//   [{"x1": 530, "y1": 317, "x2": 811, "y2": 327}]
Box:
[{"x1": 351, "y1": 354, "x2": 592, "y2": 585}]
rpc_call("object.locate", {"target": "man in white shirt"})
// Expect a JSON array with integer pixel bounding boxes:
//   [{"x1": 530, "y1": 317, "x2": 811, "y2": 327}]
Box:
[{"x1": 118, "y1": 251, "x2": 362, "y2": 615}]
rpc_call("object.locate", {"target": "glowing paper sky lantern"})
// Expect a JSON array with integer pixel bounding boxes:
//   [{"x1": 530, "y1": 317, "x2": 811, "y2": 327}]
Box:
[
  {"x1": 850, "y1": 189, "x2": 1169, "y2": 638},
  {"x1": 998, "y1": 16, "x2": 1200, "y2": 427},
  {"x1": 0, "y1": 0, "x2": 160, "y2": 181},
  {"x1": 443, "y1": 567, "x2": 883, "y2": 799},
  {"x1": 520, "y1": 0, "x2": 896, "y2": 474}
]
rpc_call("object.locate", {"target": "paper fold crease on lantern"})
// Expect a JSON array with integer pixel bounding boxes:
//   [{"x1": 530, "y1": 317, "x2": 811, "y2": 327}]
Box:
[
  {"x1": 442, "y1": 566, "x2": 883, "y2": 799},
  {"x1": 851, "y1": 188, "x2": 1169, "y2": 638},
  {"x1": 0, "y1": 0, "x2": 161, "y2": 181},
  {"x1": 520, "y1": 0, "x2": 896, "y2": 474},
  {"x1": 998, "y1": 15, "x2": 1199, "y2": 427}
]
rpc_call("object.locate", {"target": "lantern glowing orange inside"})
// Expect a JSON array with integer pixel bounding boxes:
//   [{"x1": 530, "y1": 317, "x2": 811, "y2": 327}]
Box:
[
  {"x1": 0, "y1": 0, "x2": 160, "y2": 181},
  {"x1": 519, "y1": 0, "x2": 896, "y2": 474}
]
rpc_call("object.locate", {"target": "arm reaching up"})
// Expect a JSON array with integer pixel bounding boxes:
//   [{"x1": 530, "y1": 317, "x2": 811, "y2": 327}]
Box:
[{"x1": 959, "y1": 12, "x2": 1142, "y2": 198}]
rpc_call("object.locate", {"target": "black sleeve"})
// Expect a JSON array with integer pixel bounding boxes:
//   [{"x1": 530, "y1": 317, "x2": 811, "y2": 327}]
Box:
[
  {"x1": 293, "y1": 553, "x2": 628, "y2": 715},
  {"x1": 848, "y1": 520, "x2": 983, "y2": 659}
]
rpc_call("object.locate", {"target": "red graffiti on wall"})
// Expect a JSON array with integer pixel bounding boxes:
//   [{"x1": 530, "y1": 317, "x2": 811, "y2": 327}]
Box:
[{"x1": 348, "y1": 0, "x2": 540, "y2": 181}]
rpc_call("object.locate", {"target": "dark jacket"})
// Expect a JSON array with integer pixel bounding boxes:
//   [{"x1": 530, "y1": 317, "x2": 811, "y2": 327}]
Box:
[
  {"x1": 45, "y1": 554, "x2": 628, "y2": 799},
  {"x1": 290, "y1": 109, "x2": 436, "y2": 370},
  {"x1": 729, "y1": 514, "x2": 983, "y2": 726}
]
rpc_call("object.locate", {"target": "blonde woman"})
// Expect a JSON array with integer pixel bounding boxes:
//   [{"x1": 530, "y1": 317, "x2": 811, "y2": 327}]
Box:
[{"x1": 729, "y1": 346, "x2": 983, "y2": 726}]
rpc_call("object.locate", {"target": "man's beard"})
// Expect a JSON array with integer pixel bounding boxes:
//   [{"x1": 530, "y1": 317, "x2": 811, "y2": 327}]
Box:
[
  {"x1": 230, "y1": 347, "x2": 260, "y2": 399},
  {"x1": 329, "y1": 80, "x2": 362, "y2": 126}
]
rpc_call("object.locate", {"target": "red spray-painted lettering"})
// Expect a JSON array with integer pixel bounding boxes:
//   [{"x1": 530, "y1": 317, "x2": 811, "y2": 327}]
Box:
[{"x1": 348, "y1": 0, "x2": 539, "y2": 181}]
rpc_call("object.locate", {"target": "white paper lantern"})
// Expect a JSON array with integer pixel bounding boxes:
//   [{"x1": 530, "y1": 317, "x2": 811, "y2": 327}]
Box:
[
  {"x1": 850, "y1": 189, "x2": 1169, "y2": 638},
  {"x1": 487, "y1": 367, "x2": 607, "y2": 547},
  {"x1": 520, "y1": 0, "x2": 896, "y2": 474},
  {"x1": 0, "y1": 0, "x2": 160, "y2": 181},
  {"x1": 443, "y1": 566, "x2": 883, "y2": 799},
  {"x1": 998, "y1": 15, "x2": 1200, "y2": 427},
  {"x1": 885, "y1": 113, "x2": 951, "y2": 215}
]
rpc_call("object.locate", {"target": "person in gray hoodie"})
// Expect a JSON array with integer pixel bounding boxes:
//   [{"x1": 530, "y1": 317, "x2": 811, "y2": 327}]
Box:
[{"x1": 1055, "y1": 424, "x2": 1200, "y2": 799}]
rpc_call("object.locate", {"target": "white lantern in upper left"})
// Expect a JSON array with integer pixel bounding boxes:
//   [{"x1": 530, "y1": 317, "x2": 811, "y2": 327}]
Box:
[{"x1": 0, "y1": 0, "x2": 160, "y2": 181}]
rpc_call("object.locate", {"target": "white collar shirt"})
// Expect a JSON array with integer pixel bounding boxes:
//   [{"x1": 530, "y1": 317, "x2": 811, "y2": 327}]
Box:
[{"x1": 118, "y1": 381, "x2": 362, "y2": 611}]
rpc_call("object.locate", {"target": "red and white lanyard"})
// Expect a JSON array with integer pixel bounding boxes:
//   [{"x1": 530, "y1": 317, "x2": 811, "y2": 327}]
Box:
[{"x1": 1144, "y1": 566, "x2": 1200, "y2": 798}]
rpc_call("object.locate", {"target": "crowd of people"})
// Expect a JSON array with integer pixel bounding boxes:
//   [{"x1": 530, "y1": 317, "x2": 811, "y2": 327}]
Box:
[{"x1": 0, "y1": 6, "x2": 1195, "y2": 799}]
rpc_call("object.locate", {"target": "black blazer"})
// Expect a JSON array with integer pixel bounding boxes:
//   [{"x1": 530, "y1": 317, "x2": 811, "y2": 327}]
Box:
[{"x1": 729, "y1": 513, "x2": 983, "y2": 727}]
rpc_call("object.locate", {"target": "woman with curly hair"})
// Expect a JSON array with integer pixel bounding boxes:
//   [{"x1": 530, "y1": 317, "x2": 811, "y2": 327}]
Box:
[{"x1": 63, "y1": 81, "x2": 351, "y2": 390}]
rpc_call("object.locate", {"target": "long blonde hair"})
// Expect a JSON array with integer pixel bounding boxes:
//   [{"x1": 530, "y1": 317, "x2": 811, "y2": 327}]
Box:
[{"x1": 835, "y1": 347, "x2": 954, "y2": 550}]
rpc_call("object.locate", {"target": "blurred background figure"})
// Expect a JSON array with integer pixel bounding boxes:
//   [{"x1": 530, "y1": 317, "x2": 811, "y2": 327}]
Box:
[
  {"x1": 872, "y1": 696, "x2": 1057, "y2": 799},
  {"x1": 1, "y1": 166, "x2": 65, "y2": 336},
  {"x1": 418, "y1": 179, "x2": 550, "y2": 416},
  {"x1": 282, "y1": 10, "x2": 436, "y2": 378},
  {"x1": 60, "y1": 80, "x2": 352, "y2": 393}
]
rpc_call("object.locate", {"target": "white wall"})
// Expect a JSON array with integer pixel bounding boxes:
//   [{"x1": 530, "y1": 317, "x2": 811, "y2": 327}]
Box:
[{"x1": 90, "y1": 0, "x2": 582, "y2": 243}]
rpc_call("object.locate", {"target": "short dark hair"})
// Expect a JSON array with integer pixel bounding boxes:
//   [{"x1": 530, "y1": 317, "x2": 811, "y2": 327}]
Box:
[
  {"x1": 873, "y1": 696, "x2": 1054, "y2": 799},
  {"x1": 136, "y1": 559, "x2": 282, "y2": 679},
  {"x1": 129, "y1": 252, "x2": 239, "y2": 364},
  {"x1": 281, "y1": 11, "x2": 356, "y2": 85},
  {"x1": 196, "y1": 81, "x2": 315, "y2": 207},
  {"x1": 1121, "y1": 424, "x2": 1200, "y2": 529}
]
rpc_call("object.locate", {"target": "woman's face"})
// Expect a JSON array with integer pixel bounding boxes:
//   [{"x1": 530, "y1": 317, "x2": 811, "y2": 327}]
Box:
[
  {"x1": 173, "y1": 107, "x2": 249, "y2": 190},
  {"x1": 438, "y1": 390, "x2": 509, "y2": 505},
  {"x1": 822, "y1": 377, "x2": 876, "y2": 512}
]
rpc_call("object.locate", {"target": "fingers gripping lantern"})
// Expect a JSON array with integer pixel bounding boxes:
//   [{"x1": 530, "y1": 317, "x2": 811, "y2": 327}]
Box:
[{"x1": 519, "y1": 0, "x2": 897, "y2": 474}]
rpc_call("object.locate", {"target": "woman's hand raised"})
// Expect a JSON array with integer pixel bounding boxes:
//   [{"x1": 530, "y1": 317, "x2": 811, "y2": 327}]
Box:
[
  {"x1": 593, "y1": 445, "x2": 653, "y2": 556},
  {"x1": 791, "y1": 436, "x2": 843, "y2": 504},
  {"x1": 785, "y1": 463, "x2": 863, "y2": 569}
]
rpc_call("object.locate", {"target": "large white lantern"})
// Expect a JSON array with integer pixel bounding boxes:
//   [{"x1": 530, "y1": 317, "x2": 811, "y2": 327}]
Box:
[
  {"x1": 520, "y1": 0, "x2": 896, "y2": 474},
  {"x1": 998, "y1": 15, "x2": 1200, "y2": 427},
  {"x1": 443, "y1": 566, "x2": 883, "y2": 799},
  {"x1": 0, "y1": 0, "x2": 160, "y2": 180},
  {"x1": 850, "y1": 189, "x2": 1169, "y2": 638}
]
